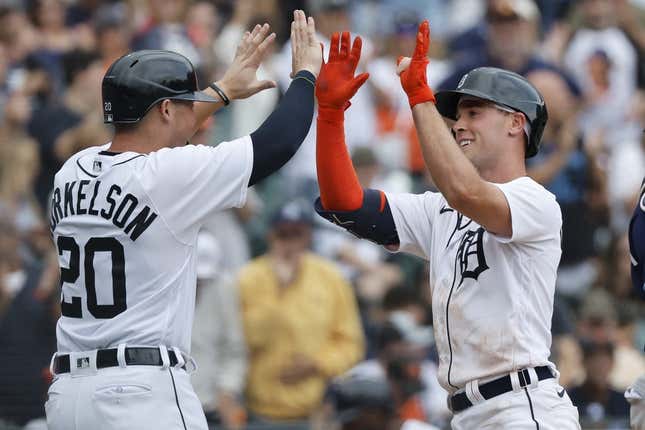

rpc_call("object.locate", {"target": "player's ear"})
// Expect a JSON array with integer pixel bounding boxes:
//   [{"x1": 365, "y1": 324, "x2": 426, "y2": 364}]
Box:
[
  {"x1": 158, "y1": 99, "x2": 172, "y2": 122},
  {"x1": 508, "y1": 112, "x2": 526, "y2": 138}
]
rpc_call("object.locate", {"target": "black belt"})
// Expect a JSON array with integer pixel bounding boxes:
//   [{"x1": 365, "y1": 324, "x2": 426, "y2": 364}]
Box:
[
  {"x1": 449, "y1": 366, "x2": 554, "y2": 413},
  {"x1": 53, "y1": 347, "x2": 183, "y2": 374}
]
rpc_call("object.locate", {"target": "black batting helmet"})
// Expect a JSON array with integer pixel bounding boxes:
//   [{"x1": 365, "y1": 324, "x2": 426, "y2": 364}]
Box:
[
  {"x1": 102, "y1": 50, "x2": 218, "y2": 124},
  {"x1": 435, "y1": 67, "x2": 548, "y2": 158}
]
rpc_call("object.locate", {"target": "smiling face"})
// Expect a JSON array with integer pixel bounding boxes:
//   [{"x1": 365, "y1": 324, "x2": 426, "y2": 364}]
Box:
[{"x1": 452, "y1": 97, "x2": 526, "y2": 170}]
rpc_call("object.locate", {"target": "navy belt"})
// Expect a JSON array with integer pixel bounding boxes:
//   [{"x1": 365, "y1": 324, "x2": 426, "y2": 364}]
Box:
[
  {"x1": 53, "y1": 347, "x2": 183, "y2": 374},
  {"x1": 449, "y1": 366, "x2": 554, "y2": 413}
]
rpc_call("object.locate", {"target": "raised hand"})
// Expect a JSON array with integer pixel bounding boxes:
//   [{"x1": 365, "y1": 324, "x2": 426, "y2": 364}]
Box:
[
  {"x1": 397, "y1": 20, "x2": 436, "y2": 107},
  {"x1": 290, "y1": 9, "x2": 322, "y2": 78},
  {"x1": 218, "y1": 23, "x2": 277, "y2": 100},
  {"x1": 315, "y1": 31, "x2": 369, "y2": 110}
]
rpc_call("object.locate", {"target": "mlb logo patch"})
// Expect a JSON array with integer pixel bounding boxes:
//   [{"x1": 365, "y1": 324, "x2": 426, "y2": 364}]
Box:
[
  {"x1": 105, "y1": 114, "x2": 113, "y2": 122},
  {"x1": 93, "y1": 159, "x2": 102, "y2": 173},
  {"x1": 76, "y1": 357, "x2": 90, "y2": 369}
]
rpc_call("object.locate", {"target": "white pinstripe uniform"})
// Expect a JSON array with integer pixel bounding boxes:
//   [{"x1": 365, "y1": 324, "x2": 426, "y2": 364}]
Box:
[
  {"x1": 46, "y1": 137, "x2": 253, "y2": 430},
  {"x1": 387, "y1": 176, "x2": 580, "y2": 429}
]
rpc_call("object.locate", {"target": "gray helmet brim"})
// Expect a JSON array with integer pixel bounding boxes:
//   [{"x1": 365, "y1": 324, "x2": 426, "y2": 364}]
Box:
[{"x1": 435, "y1": 89, "x2": 505, "y2": 120}]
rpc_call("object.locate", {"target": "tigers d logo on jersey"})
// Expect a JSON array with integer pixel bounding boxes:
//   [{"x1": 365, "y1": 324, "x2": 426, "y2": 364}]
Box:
[{"x1": 456, "y1": 227, "x2": 489, "y2": 287}]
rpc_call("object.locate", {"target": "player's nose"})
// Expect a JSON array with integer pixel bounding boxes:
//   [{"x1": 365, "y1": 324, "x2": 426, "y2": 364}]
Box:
[{"x1": 452, "y1": 119, "x2": 467, "y2": 136}]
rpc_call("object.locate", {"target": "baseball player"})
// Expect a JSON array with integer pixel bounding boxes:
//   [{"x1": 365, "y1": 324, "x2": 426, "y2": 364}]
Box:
[
  {"x1": 625, "y1": 177, "x2": 645, "y2": 429},
  {"x1": 628, "y1": 177, "x2": 645, "y2": 300},
  {"x1": 313, "y1": 23, "x2": 580, "y2": 429},
  {"x1": 45, "y1": 10, "x2": 321, "y2": 430}
]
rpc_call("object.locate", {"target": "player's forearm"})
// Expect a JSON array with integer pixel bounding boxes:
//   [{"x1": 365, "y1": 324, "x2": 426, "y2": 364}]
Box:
[
  {"x1": 248, "y1": 70, "x2": 316, "y2": 186},
  {"x1": 316, "y1": 108, "x2": 364, "y2": 210},
  {"x1": 411, "y1": 102, "x2": 484, "y2": 208}
]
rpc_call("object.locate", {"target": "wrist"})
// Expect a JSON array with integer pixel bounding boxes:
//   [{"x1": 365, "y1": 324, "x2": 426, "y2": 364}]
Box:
[
  {"x1": 213, "y1": 80, "x2": 235, "y2": 102},
  {"x1": 317, "y1": 105, "x2": 345, "y2": 122},
  {"x1": 294, "y1": 66, "x2": 319, "y2": 79},
  {"x1": 293, "y1": 70, "x2": 317, "y2": 86},
  {"x1": 407, "y1": 86, "x2": 436, "y2": 108}
]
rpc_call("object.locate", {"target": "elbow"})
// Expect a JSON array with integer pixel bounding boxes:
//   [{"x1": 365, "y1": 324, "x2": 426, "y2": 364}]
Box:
[
  {"x1": 444, "y1": 180, "x2": 485, "y2": 213},
  {"x1": 443, "y1": 184, "x2": 471, "y2": 212}
]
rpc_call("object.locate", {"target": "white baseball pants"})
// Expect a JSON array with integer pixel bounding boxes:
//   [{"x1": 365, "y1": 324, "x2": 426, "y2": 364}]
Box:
[
  {"x1": 450, "y1": 378, "x2": 580, "y2": 429},
  {"x1": 45, "y1": 365, "x2": 208, "y2": 430}
]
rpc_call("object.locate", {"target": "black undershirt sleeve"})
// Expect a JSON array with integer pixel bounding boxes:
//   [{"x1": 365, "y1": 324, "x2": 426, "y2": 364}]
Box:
[{"x1": 248, "y1": 70, "x2": 316, "y2": 186}]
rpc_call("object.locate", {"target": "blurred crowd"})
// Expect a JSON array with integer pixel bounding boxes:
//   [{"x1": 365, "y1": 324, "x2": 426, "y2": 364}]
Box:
[{"x1": 0, "y1": 0, "x2": 644, "y2": 429}]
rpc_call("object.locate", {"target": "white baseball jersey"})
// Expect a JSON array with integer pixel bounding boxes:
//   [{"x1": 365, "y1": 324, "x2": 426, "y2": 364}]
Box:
[
  {"x1": 50, "y1": 137, "x2": 253, "y2": 354},
  {"x1": 386, "y1": 177, "x2": 562, "y2": 393}
]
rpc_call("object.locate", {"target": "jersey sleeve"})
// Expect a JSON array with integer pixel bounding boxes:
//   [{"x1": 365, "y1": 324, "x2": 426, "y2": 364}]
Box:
[
  {"x1": 491, "y1": 177, "x2": 562, "y2": 244},
  {"x1": 139, "y1": 136, "x2": 253, "y2": 242},
  {"x1": 384, "y1": 191, "x2": 441, "y2": 260}
]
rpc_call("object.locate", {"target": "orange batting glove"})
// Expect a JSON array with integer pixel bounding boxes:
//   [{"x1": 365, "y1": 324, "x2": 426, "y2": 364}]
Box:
[
  {"x1": 398, "y1": 20, "x2": 435, "y2": 108},
  {"x1": 315, "y1": 31, "x2": 369, "y2": 112}
]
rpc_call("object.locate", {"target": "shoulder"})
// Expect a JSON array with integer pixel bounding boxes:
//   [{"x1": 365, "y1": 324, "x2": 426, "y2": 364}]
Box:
[
  {"x1": 55, "y1": 145, "x2": 107, "y2": 179},
  {"x1": 495, "y1": 176, "x2": 562, "y2": 227},
  {"x1": 146, "y1": 137, "x2": 252, "y2": 170},
  {"x1": 498, "y1": 176, "x2": 557, "y2": 200}
]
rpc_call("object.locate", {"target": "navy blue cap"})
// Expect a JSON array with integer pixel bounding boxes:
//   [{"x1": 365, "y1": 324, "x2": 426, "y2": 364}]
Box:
[{"x1": 270, "y1": 200, "x2": 314, "y2": 226}]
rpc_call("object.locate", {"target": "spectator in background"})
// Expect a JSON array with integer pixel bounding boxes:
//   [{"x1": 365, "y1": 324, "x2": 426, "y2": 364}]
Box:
[
  {"x1": 132, "y1": 0, "x2": 201, "y2": 71},
  {"x1": 0, "y1": 136, "x2": 46, "y2": 259},
  {"x1": 549, "y1": 297, "x2": 584, "y2": 389},
  {"x1": 0, "y1": 6, "x2": 43, "y2": 90},
  {"x1": 238, "y1": 200, "x2": 364, "y2": 424},
  {"x1": 606, "y1": 125, "x2": 645, "y2": 234},
  {"x1": 0, "y1": 217, "x2": 56, "y2": 428},
  {"x1": 93, "y1": 2, "x2": 131, "y2": 71},
  {"x1": 367, "y1": 11, "x2": 452, "y2": 176},
  {"x1": 577, "y1": 288, "x2": 617, "y2": 344},
  {"x1": 27, "y1": 49, "x2": 105, "y2": 210},
  {"x1": 342, "y1": 291, "x2": 450, "y2": 429},
  {"x1": 563, "y1": 0, "x2": 641, "y2": 147},
  {"x1": 562, "y1": 0, "x2": 644, "y2": 234},
  {"x1": 441, "y1": 0, "x2": 578, "y2": 96},
  {"x1": 569, "y1": 340, "x2": 631, "y2": 429},
  {"x1": 191, "y1": 231, "x2": 247, "y2": 430},
  {"x1": 526, "y1": 69, "x2": 607, "y2": 302},
  {"x1": 313, "y1": 375, "x2": 400, "y2": 430},
  {"x1": 185, "y1": 1, "x2": 221, "y2": 81},
  {"x1": 609, "y1": 305, "x2": 645, "y2": 392},
  {"x1": 26, "y1": 0, "x2": 94, "y2": 54},
  {"x1": 213, "y1": 0, "x2": 280, "y2": 141},
  {"x1": 317, "y1": 375, "x2": 440, "y2": 430},
  {"x1": 274, "y1": 0, "x2": 377, "y2": 194}
]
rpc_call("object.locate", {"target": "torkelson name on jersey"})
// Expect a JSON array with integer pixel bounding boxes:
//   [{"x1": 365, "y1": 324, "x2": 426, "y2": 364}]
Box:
[{"x1": 50, "y1": 180, "x2": 158, "y2": 241}]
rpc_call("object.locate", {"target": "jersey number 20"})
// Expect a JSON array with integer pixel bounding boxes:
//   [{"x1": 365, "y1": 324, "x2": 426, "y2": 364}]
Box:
[{"x1": 58, "y1": 236, "x2": 126, "y2": 319}]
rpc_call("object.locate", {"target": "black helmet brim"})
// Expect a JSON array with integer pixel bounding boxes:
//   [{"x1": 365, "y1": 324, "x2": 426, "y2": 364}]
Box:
[{"x1": 171, "y1": 91, "x2": 220, "y2": 104}]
